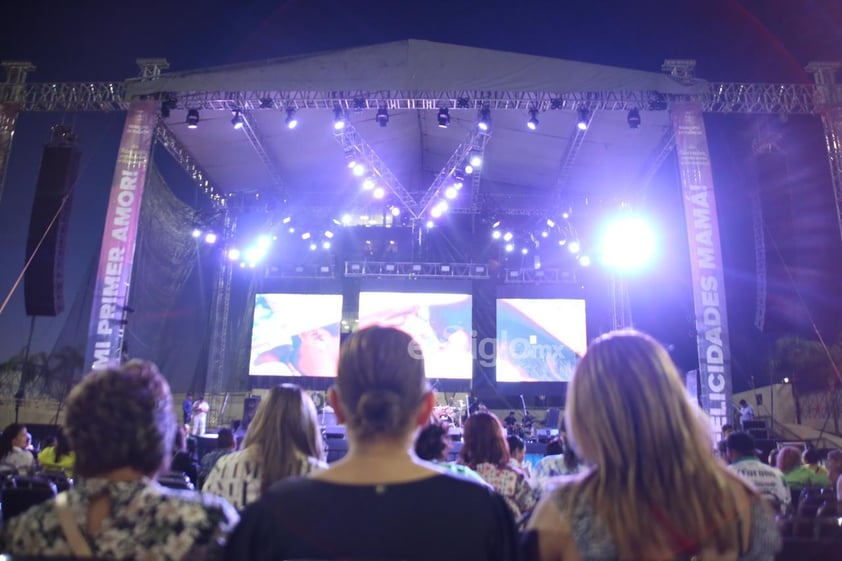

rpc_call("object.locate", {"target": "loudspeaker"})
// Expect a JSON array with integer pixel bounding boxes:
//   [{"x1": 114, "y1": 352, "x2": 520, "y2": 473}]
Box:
[
  {"x1": 24, "y1": 129, "x2": 80, "y2": 317},
  {"x1": 241, "y1": 396, "x2": 261, "y2": 432}
]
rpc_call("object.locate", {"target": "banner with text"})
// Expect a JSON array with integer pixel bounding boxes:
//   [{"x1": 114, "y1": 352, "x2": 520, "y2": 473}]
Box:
[
  {"x1": 672, "y1": 102, "x2": 733, "y2": 445},
  {"x1": 84, "y1": 101, "x2": 157, "y2": 371}
]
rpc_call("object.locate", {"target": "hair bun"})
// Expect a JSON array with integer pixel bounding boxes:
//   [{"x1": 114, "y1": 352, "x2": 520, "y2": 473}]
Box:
[{"x1": 355, "y1": 389, "x2": 403, "y2": 437}]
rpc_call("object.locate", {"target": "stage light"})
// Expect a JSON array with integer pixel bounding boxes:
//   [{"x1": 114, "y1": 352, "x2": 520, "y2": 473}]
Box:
[
  {"x1": 390, "y1": 206, "x2": 401, "y2": 217},
  {"x1": 324, "y1": 230, "x2": 334, "y2": 239},
  {"x1": 362, "y1": 177, "x2": 376, "y2": 191},
  {"x1": 204, "y1": 233, "x2": 217, "y2": 244},
  {"x1": 521, "y1": 247, "x2": 529, "y2": 255},
  {"x1": 244, "y1": 246, "x2": 267, "y2": 265},
  {"x1": 376, "y1": 107, "x2": 389, "y2": 127},
  {"x1": 301, "y1": 232, "x2": 311, "y2": 240},
  {"x1": 322, "y1": 241, "x2": 332, "y2": 250},
  {"x1": 577, "y1": 108, "x2": 590, "y2": 131},
  {"x1": 534, "y1": 255, "x2": 542, "y2": 270},
  {"x1": 541, "y1": 231, "x2": 549, "y2": 238},
  {"x1": 464, "y1": 163, "x2": 474, "y2": 175},
  {"x1": 558, "y1": 238, "x2": 567, "y2": 246},
  {"x1": 505, "y1": 243, "x2": 514, "y2": 252},
  {"x1": 282, "y1": 216, "x2": 292, "y2": 224},
  {"x1": 453, "y1": 179, "x2": 464, "y2": 190},
  {"x1": 437, "y1": 107, "x2": 450, "y2": 128},
  {"x1": 600, "y1": 216, "x2": 656, "y2": 271},
  {"x1": 352, "y1": 163, "x2": 366, "y2": 177},
  {"x1": 477, "y1": 106, "x2": 491, "y2": 131},
  {"x1": 227, "y1": 248, "x2": 241, "y2": 261},
  {"x1": 309, "y1": 243, "x2": 317, "y2": 251},
  {"x1": 231, "y1": 110, "x2": 244, "y2": 130},
  {"x1": 445, "y1": 186, "x2": 458, "y2": 199},
  {"x1": 186, "y1": 109, "x2": 200, "y2": 129},
  {"x1": 341, "y1": 214, "x2": 352, "y2": 225},
  {"x1": 288, "y1": 227, "x2": 295, "y2": 234},
  {"x1": 568, "y1": 240, "x2": 581, "y2": 254},
  {"x1": 527, "y1": 109, "x2": 539, "y2": 130},
  {"x1": 492, "y1": 230, "x2": 502, "y2": 240},
  {"x1": 191, "y1": 228, "x2": 202, "y2": 238},
  {"x1": 256, "y1": 235, "x2": 272, "y2": 249},
  {"x1": 491, "y1": 220, "x2": 501, "y2": 229},
  {"x1": 627, "y1": 108, "x2": 641, "y2": 129},
  {"x1": 426, "y1": 220, "x2": 435, "y2": 229},
  {"x1": 562, "y1": 211, "x2": 570, "y2": 219},
  {"x1": 546, "y1": 218, "x2": 556, "y2": 228},
  {"x1": 579, "y1": 255, "x2": 591, "y2": 267},
  {"x1": 373, "y1": 187, "x2": 385, "y2": 199},
  {"x1": 333, "y1": 107, "x2": 346, "y2": 130},
  {"x1": 431, "y1": 207, "x2": 443, "y2": 218},
  {"x1": 469, "y1": 151, "x2": 482, "y2": 168},
  {"x1": 285, "y1": 108, "x2": 298, "y2": 129},
  {"x1": 434, "y1": 200, "x2": 448, "y2": 213},
  {"x1": 503, "y1": 232, "x2": 514, "y2": 242}
]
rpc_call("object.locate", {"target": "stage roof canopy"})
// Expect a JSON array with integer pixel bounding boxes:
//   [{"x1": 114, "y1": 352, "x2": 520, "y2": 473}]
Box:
[{"x1": 132, "y1": 40, "x2": 705, "y2": 216}]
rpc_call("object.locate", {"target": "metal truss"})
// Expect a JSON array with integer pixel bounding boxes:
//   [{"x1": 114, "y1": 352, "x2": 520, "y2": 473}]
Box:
[
  {"x1": 468, "y1": 133, "x2": 491, "y2": 213},
  {"x1": 554, "y1": 109, "x2": 595, "y2": 204},
  {"x1": 611, "y1": 275, "x2": 633, "y2": 329},
  {"x1": 704, "y1": 83, "x2": 819, "y2": 114},
  {"x1": 417, "y1": 127, "x2": 488, "y2": 216},
  {"x1": 817, "y1": 105, "x2": 842, "y2": 248},
  {"x1": 344, "y1": 261, "x2": 489, "y2": 279},
  {"x1": 240, "y1": 111, "x2": 288, "y2": 200},
  {"x1": 502, "y1": 268, "x2": 577, "y2": 284},
  {"x1": 205, "y1": 216, "x2": 235, "y2": 397},
  {"x1": 154, "y1": 122, "x2": 226, "y2": 206},
  {"x1": 265, "y1": 263, "x2": 336, "y2": 279},
  {"x1": 0, "y1": 102, "x2": 21, "y2": 204},
  {"x1": 635, "y1": 127, "x2": 676, "y2": 203},
  {"x1": 333, "y1": 120, "x2": 418, "y2": 217},
  {"x1": 0, "y1": 81, "x2": 129, "y2": 111}
]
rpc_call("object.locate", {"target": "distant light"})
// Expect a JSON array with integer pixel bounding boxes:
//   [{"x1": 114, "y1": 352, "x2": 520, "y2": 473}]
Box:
[
  {"x1": 568, "y1": 240, "x2": 581, "y2": 254},
  {"x1": 546, "y1": 218, "x2": 556, "y2": 228},
  {"x1": 562, "y1": 212, "x2": 570, "y2": 219},
  {"x1": 204, "y1": 232, "x2": 218, "y2": 244},
  {"x1": 541, "y1": 231, "x2": 549, "y2": 238},
  {"x1": 426, "y1": 220, "x2": 435, "y2": 229},
  {"x1": 322, "y1": 241, "x2": 332, "y2": 250},
  {"x1": 256, "y1": 235, "x2": 272, "y2": 249},
  {"x1": 504, "y1": 243, "x2": 514, "y2": 252},
  {"x1": 282, "y1": 216, "x2": 292, "y2": 224},
  {"x1": 341, "y1": 214, "x2": 353, "y2": 225},
  {"x1": 352, "y1": 163, "x2": 366, "y2": 177},
  {"x1": 445, "y1": 186, "x2": 458, "y2": 199},
  {"x1": 231, "y1": 110, "x2": 244, "y2": 130},
  {"x1": 333, "y1": 107, "x2": 346, "y2": 130},
  {"x1": 227, "y1": 248, "x2": 241, "y2": 261},
  {"x1": 324, "y1": 230, "x2": 334, "y2": 239},
  {"x1": 191, "y1": 228, "x2": 202, "y2": 238},
  {"x1": 301, "y1": 232, "x2": 311, "y2": 240},
  {"x1": 347, "y1": 158, "x2": 357, "y2": 169},
  {"x1": 437, "y1": 107, "x2": 450, "y2": 128},
  {"x1": 783, "y1": 377, "x2": 790, "y2": 384},
  {"x1": 244, "y1": 246, "x2": 267, "y2": 265},
  {"x1": 577, "y1": 108, "x2": 590, "y2": 131},
  {"x1": 503, "y1": 232, "x2": 513, "y2": 242},
  {"x1": 453, "y1": 179, "x2": 464, "y2": 190},
  {"x1": 527, "y1": 109, "x2": 539, "y2": 130},
  {"x1": 285, "y1": 108, "x2": 298, "y2": 130},
  {"x1": 373, "y1": 187, "x2": 385, "y2": 199},
  {"x1": 288, "y1": 227, "x2": 295, "y2": 233},
  {"x1": 600, "y1": 216, "x2": 656, "y2": 272},
  {"x1": 579, "y1": 255, "x2": 591, "y2": 267},
  {"x1": 492, "y1": 230, "x2": 502, "y2": 240},
  {"x1": 309, "y1": 242, "x2": 318, "y2": 251},
  {"x1": 376, "y1": 107, "x2": 389, "y2": 127},
  {"x1": 477, "y1": 106, "x2": 491, "y2": 131},
  {"x1": 521, "y1": 247, "x2": 529, "y2": 255},
  {"x1": 390, "y1": 207, "x2": 401, "y2": 217},
  {"x1": 186, "y1": 109, "x2": 200, "y2": 129},
  {"x1": 469, "y1": 152, "x2": 482, "y2": 168},
  {"x1": 558, "y1": 239, "x2": 567, "y2": 246},
  {"x1": 431, "y1": 207, "x2": 443, "y2": 218},
  {"x1": 491, "y1": 220, "x2": 501, "y2": 229},
  {"x1": 362, "y1": 177, "x2": 375, "y2": 191},
  {"x1": 435, "y1": 200, "x2": 449, "y2": 213},
  {"x1": 464, "y1": 163, "x2": 474, "y2": 175}
]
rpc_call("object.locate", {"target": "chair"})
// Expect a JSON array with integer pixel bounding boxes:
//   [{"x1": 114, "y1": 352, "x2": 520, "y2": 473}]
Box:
[
  {"x1": 1, "y1": 476, "x2": 57, "y2": 521},
  {"x1": 157, "y1": 471, "x2": 194, "y2": 491},
  {"x1": 37, "y1": 470, "x2": 73, "y2": 492}
]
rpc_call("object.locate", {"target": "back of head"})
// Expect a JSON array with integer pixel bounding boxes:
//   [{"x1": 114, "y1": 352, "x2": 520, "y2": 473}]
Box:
[
  {"x1": 777, "y1": 446, "x2": 803, "y2": 473},
  {"x1": 544, "y1": 437, "x2": 564, "y2": 457},
  {"x1": 507, "y1": 435, "x2": 525, "y2": 454},
  {"x1": 414, "y1": 423, "x2": 449, "y2": 461},
  {"x1": 243, "y1": 384, "x2": 323, "y2": 493},
  {"x1": 460, "y1": 412, "x2": 509, "y2": 468},
  {"x1": 65, "y1": 360, "x2": 174, "y2": 478},
  {"x1": 802, "y1": 447, "x2": 820, "y2": 465},
  {"x1": 336, "y1": 326, "x2": 427, "y2": 441},
  {"x1": 726, "y1": 432, "x2": 756, "y2": 458},
  {"x1": 216, "y1": 428, "x2": 235, "y2": 450},
  {"x1": 0, "y1": 423, "x2": 25, "y2": 457},
  {"x1": 566, "y1": 330, "x2": 742, "y2": 558}
]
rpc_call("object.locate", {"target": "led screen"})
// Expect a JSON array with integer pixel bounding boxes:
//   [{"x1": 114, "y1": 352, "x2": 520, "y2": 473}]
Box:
[
  {"x1": 249, "y1": 293, "x2": 343, "y2": 377},
  {"x1": 358, "y1": 292, "x2": 473, "y2": 380},
  {"x1": 495, "y1": 298, "x2": 587, "y2": 382}
]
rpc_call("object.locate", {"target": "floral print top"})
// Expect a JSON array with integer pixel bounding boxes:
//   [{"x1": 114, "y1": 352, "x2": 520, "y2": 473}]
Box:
[
  {"x1": 1, "y1": 477, "x2": 239, "y2": 561},
  {"x1": 472, "y1": 462, "x2": 537, "y2": 520}
]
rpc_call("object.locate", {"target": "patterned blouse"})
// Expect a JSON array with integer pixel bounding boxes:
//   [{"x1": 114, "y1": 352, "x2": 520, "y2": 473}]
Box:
[
  {"x1": 532, "y1": 454, "x2": 585, "y2": 495},
  {"x1": 472, "y1": 462, "x2": 537, "y2": 520},
  {"x1": 1, "y1": 477, "x2": 239, "y2": 561},
  {"x1": 202, "y1": 447, "x2": 326, "y2": 510}
]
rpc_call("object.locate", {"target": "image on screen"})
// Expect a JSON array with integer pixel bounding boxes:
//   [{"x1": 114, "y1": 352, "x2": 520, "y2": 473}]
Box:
[
  {"x1": 249, "y1": 293, "x2": 343, "y2": 377},
  {"x1": 496, "y1": 298, "x2": 587, "y2": 382},
  {"x1": 358, "y1": 292, "x2": 473, "y2": 380}
]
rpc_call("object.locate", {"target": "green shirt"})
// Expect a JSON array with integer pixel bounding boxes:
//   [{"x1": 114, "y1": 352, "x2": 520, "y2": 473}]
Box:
[{"x1": 783, "y1": 464, "x2": 830, "y2": 489}]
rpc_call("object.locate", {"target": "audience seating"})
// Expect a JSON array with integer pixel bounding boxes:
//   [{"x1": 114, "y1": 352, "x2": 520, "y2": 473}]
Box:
[
  {"x1": 157, "y1": 471, "x2": 194, "y2": 491},
  {"x1": 1, "y1": 476, "x2": 57, "y2": 522}
]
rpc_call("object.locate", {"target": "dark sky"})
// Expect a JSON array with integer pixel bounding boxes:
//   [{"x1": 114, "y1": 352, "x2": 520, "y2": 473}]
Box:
[{"x1": 1, "y1": 0, "x2": 841, "y2": 372}]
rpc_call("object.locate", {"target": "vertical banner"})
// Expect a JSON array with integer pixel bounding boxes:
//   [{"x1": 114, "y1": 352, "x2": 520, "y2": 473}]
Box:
[
  {"x1": 672, "y1": 102, "x2": 732, "y2": 445},
  {"x1": 0, "y1": 101, "x2": 22, "y2": 205},
  {"x1": 84, "y1": 101, "x2": 157, "y2": 372}
]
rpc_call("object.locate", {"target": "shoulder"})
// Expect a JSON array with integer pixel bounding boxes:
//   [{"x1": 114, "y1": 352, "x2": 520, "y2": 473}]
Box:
[{"x1": 144, "y1": 484, "x2": 240, "y2": 527}]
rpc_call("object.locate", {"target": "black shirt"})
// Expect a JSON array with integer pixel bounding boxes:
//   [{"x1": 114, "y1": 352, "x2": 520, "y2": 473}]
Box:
[{"x1": 226, "y1": 473, "x2": 518, "y2": 561}]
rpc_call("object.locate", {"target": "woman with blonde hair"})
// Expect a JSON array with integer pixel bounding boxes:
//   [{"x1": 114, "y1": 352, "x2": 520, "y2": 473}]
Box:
[
  {"x1": 227, "y1": 326, "x2": 517, "y2": 561},
  {"x1": 527, "y1": 330, "x2": 780, "y2": 561},
  {"x1": 203, "y1": 384, "x2": 325, "y2": 510}
]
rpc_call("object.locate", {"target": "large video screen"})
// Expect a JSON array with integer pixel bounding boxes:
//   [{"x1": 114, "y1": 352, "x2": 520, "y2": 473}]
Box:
[
  {"x1": 496, "y1": 298, "x2": 587, "y2": 382},
  {"x1": 358, "y1": 292, "x2": 473, "y2": 380},
  {"x1": 249, "y1": 293, "x2": 343, "y2": 377}
]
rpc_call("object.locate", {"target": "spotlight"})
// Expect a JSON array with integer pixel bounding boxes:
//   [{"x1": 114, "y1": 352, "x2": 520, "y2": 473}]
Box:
[
  {"x1": 191, "y1": 228, "x2": 202, "y2": 238},
  {"x1": 477, "y1": 106, "x2": 491, "y2": 131},
  {"x1": 352, "y1": 163, "x2": 366, "y2": 177},
  {"x1": 244, "y1": 246, "x2": 267, "y2": 266},
  {"x1": 256, "y1": 235, "x2": 272, "y2": 249},
  {"x1": 521, "y1": 247, "x2": 529, "y2": 255},
  {"x1": 577, "y1": 108, "x2": 590, "y2": 131},
  {"x1": 301, "y1": 232, "x2": 311, "y2": 240},
  {"x1": 376, "y1": 107, "x2": 389, "y2": 127},
  {"x1": 431, "y1": 206, "x2": 443, "y2": 218},
  {"x1": 373, "y1": 187, "x2": 385, "y2": 199},
  {"x1": 324, "y1": 230, "x2": 334, "y2": 239},
  {"x1": 600, "y1": 216, "x2": 656, "y2": 271},
  {"x1": 186, "y1": 109, "x2": 200, "y2": 129},
  {"x1": 231, "y1": 110, "x2": 244, "y2": 130},
  {"x1": 322, "y1": 241, "x2": 332, "y2": 250},
  {"x1": 362, "y1": 177, "x2": 376, "y2": 191},
  {"x1": 333, "y1": 107, "x2": 346, "y2": 130},
  {"x1": 492, "y1": 230, "x2": 502, "y2": 240},
  {"x1": 503, "y1": 232, "x2": 513, "y2": 242},
  {"x1": 282, "y1": 216, "x2": 292, "y2": 224},
  {"x1": 464, "y1": 163, "x2": 474, "y2": 175},
  {"x1": 491, "y1": 221, "x2": 501, "y2": 229},
  {"x1": 288, "y1": 227, "x2": 295, "y2": 233},
  {"x1": 444, "y1": 186, "x2": 458, "y2": 199},
  {"x1": 390, "y1": 206, "x2": 401, "y2": 217},
  {"x1": 437, "y1": 107, "x2": 450, "y2": 128},
  {"x1": 309, "y1": 243, "x2": 317, "y2": 251},
  {"x1": 469, "y1": 151, "x2": 482, "y2": 168},
  {"x1": 527, "y1": 109, "x2": 539, "y2": 131},
  {"x1": 226, "y1": 248, "x2": 241, "y2": 261},
  {"x1": 568, "y1": 240, "x2": 581, "y2": 254},
  {"x1": 285, "y1": 108, "x2": 298, "y2": 129},
  {"x1": 562, "y1": 211, "x2": 570, "y2": 219},
  {"x1": 627, "y1": 108, "x2": 641, "y2": 129},
  {"x1": 504, "y1": 243, "x2": 514, "y2": 252},
  {"x1": 341, "y1": 214, "x2": 353, "y2": 225},
  {"x1": 541, "y1": 231, "x2": 549, "y2": 238},
  {"x1": 579, "y1": 255, "x2": 591, "y2": 267},
  {"x1": 546, "y1": 218, "x2": 556, "y2": 228},
  {"x1": 426, "y1": 220, "x2": 435, "y2": 229}
]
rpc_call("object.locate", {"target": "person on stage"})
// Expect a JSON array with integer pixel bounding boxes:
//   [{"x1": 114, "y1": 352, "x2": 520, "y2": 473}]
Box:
[
  {"x1": 738, "y1": 399, "x2": 755, "y2": 429},
  {"x1": 182, "y1": 392, "x2": 193, "y2": 428},
  {"x1": 192, "y1": 395, "x2": 210, "y2": 436}
]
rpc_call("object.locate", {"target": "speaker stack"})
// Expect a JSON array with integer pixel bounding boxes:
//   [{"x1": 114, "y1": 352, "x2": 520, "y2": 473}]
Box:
[{"x1": 23, "y1": 126, "x2": 80, "y2": 317}]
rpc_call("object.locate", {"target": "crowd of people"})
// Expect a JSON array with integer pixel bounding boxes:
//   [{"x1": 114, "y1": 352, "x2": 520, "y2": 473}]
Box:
[{"x1": 0, "y1": 326, "x2": 839, "y2": 559}]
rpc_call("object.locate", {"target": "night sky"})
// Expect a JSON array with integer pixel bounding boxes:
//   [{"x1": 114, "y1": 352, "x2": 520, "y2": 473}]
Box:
[{"x1": 1, "y1": 0, "x2": 841, "y2": 389}]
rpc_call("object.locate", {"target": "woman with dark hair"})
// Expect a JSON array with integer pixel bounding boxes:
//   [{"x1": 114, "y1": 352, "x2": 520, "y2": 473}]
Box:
[
  {"x1": 0, "y1": 423, "x2": 34, "y2": 472},
  {"x1": 460, "y1": 411, "x2": 536, "y2": 519},
  {"x1": 777, "y1": 446, "x2": 829, "y2": 491},
  {"x1": 170, "y1": 426, "x2": 200, "y2": 487},
  {"x1": 203, "y1": 384, "x2": 325, "y2": 510},
  {"x1": 227, "y1": 326, "x2": 518, "y2": 561},
  {"x1": 37, "y1": 427, "x2": 75, "y2": 475},
  {"x1": 414, "y1": 422, "x2": 487, "y2": 485},
  {"x1": 532, "y1": 434, "x2": 584, "y2": 494},
  {"x1": 527, "y1": 331, "x2": 780, "y2": 561},
  {"x1": 1, "y1": 360, "x2": 238, "y2": 560}
]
